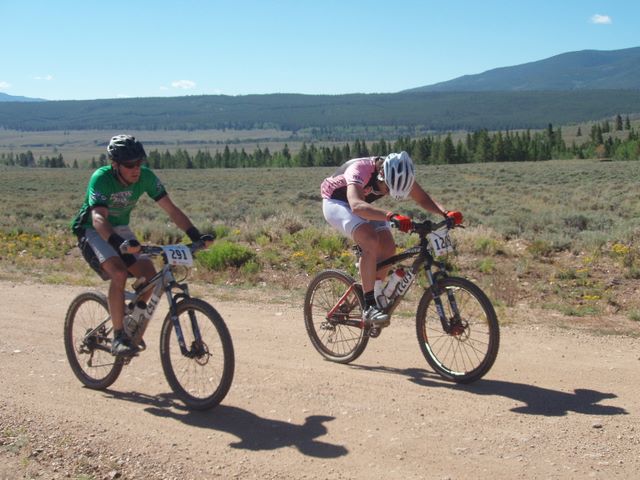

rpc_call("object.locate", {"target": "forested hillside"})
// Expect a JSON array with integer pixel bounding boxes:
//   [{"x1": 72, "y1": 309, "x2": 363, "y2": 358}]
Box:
[
  {"x1": 1, "y1": 90, "x2": 640, "y2": 134},
  {"x1": 407, "y1": 47, "x2": 640, "y2": 92}
]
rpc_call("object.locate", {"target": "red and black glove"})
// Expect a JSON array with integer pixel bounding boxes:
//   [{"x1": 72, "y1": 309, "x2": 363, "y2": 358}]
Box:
[
  {"x1": 386, "y1": 212, "x2": 413, "y2": 233},
  {"x1": 445, "y1": 210, "x2": 463, "y2": 227}
]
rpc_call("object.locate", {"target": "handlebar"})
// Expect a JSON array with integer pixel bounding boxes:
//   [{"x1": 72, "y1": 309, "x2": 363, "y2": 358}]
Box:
[
  {"x1": 139, "y1": 238, "x2": 211, "y2": 258},
  {"x1": 412, "y1": 218, "x2": 450, "y2": 236},
  {"x1": 390, "y1": 217, "x2": 460, "y2": 236}
]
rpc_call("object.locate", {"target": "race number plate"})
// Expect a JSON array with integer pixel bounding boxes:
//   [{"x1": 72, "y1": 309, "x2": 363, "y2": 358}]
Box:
[
  {"x1": 163, "y1": 245, "x2": 194, "y2": 266},
  {"x1": 427, "y1": 228, "x2": 454, "y2": 256}
]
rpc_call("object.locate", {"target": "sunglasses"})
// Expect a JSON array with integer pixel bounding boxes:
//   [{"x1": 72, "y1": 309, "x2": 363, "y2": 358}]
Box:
[{"x1": 120, "y1": 159, "x2": 144, "y2": 169}]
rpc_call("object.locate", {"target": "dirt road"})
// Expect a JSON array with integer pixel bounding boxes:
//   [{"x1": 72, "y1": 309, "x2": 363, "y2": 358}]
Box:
[{"x1": 1, "y1": 279, "x2": 639, "y2": 479}]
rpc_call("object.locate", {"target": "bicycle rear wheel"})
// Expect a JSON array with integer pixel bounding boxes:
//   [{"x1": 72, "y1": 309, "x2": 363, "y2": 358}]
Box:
[
  {"x1": 416, "y1": 276, "x2": 499, "y2": 383},
  {"x1": 304, "y1": 269, "x2": 369, "y2": 363},
  {"x1": 64, "y1": 291, "x2": 124, "y2": 389},
  {"x1": 160, "y1": 298, "x2": 234, "y2": 410}
]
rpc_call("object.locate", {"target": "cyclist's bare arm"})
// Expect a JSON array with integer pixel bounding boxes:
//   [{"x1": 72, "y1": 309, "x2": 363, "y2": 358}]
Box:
[
  {"x1": 408, "y1": 182, "x2": 448, "y2": 217},
  {"x1": 156, "y1": 195, "x2": 196, "y2": 232},
  {"x1": 346, "y1": 184, "x2": 388, "y2": 221},
  {"x1": 91, "y1": 206, "x2": 118, "y2": 241}
]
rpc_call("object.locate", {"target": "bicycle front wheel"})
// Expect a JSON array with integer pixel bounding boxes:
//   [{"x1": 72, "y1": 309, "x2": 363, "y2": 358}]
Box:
[
  {"x1": 160, "y1": 298, "x2": 234, "y2": 410},
  {"x1": 64, "y1": 291, "x2": 124, "y2": 390},
  {"x1": 304, "y1": 269, "x2": 369, "y2": 364},
  {"x1": 416, "y1": 276, "x2": 499, "y2": 383}
]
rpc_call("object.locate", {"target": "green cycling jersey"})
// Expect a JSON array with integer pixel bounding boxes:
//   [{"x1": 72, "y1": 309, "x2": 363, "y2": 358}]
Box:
[{"x1": 71, "y1": 165, "x2": 167, "y2": 236}]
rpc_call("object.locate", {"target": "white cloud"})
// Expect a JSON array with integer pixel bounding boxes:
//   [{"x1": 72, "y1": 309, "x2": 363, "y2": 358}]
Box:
[
  {"x1": 34, "y1": 74, "x2": 54, "y2": 81},
  {"x1": 590, "y1": 14, "x2": 612, "y2": 24},
  {"x1": 171, "y1": 80, "x2": 196, "y2": 90},
  {"x1": 0, "y1": 81, "x2": 11, "y2": 90}
]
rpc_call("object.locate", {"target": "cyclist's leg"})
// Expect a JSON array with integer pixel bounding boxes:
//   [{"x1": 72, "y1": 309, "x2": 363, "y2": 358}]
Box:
[
  {"x1": 323, "y1": 199, "x2": 389, "y2": 325},
  {"x1": 353, "y1": 223, "x2": 391, "y2": 325},
  {"x1": 375, "y1": 227, "x2": 396, "y2": 280},
  {"x1": 117, "y1": 227, "x2": 156, "y2": 302},
  {"x1": 82, "y1": 229, "x2": 128, "y2": 330},
  {"x1": 323, "y1": 199, "x2": 373, "y2": 286},
  {"x1": 101, "y1": 257, "x2": 128, "y2": 332},
  {"x1": 83, "y1": 228, "x2": 137, "y2": 355},
  {"x1": 351, "y1": 222, "x2": 379, "y2": 294}
]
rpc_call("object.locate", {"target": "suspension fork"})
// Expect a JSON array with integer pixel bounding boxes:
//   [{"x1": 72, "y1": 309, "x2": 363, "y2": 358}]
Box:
[
  {"x1": 166, "y1": 282, "x2": 200, "y2": 356},
  {"x1": 426, "y1": 270, "x2": 461, "y2": 334},
  {"x1": 164, "y1": 285, "x2": 193, "y2": 355}
]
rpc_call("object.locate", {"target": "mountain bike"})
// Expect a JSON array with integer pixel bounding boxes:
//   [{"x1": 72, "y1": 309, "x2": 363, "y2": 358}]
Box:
[
  {"x1": 64, "y1": 239, "x2": 235, "y2": 410},
  {"x1": 304, "y1": 218, "x2": 499, "y2": 383}
]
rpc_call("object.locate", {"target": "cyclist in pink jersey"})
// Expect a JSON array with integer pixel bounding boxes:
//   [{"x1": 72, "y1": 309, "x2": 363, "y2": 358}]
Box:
[{"x1": 321, "y1": 151, "x2": 462, "y2": 327}]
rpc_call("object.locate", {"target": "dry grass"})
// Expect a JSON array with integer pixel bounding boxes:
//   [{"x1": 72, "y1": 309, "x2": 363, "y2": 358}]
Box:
[{"x1": 2, "y1": 158, "x2": 640, "y2": 332}]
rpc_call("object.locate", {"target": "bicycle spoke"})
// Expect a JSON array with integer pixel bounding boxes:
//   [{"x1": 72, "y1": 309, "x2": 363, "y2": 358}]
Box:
[
  {"x1": 64, "y1": 292, "x2": 123, "y2": 389},
  {"x1": 161, "y1": 299, "x2": 234, "y2": 410},
  {"x1": 304, "y1": 270, "x2": 369, "y2": 363},
  {"x1": 417, "y1": 277, "x2": 499, "y2": 383}
]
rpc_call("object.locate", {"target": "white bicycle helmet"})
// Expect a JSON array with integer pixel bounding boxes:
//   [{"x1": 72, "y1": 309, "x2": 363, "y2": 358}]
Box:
[{"x1": 382, "y1": 151, "x2": 415, "y2": 199}]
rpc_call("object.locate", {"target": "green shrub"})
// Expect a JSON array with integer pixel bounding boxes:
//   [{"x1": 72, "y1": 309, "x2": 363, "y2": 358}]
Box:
[
  {"x1": 477, "y1": 257, "x2": 495, "y2": 273},
  {"x1": 628, "y1": 310, "x2": 640, "y2": 322},
  {"x1": 474, "y1": 237, "x2": 504, "y2": 255},
  {"x1": 212, "y1": 224, "x2": 231, "y2": 239},
  {"x1": 527, "y1": 239, "x2": 554, "y2": 258},
  {"x1": 555, "y1": 268, "x2": 578, "y2": 280},
  {"x1": 317, "y1": 234, "x2": 348, "y2": 257},
  {"x1": 196, "y1": 241, "x2": 256, "y2": 271}
]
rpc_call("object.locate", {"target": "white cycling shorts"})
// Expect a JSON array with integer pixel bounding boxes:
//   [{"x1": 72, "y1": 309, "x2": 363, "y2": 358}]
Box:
[{"x1": 322, "y1": 199, "x2": 390, "y2": 239}]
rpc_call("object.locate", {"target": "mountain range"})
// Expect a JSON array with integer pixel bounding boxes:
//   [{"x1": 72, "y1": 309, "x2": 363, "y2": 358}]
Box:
[
  {"x1": 0, "y1": 92, "x2": 45, "y2": 102},
  {"x1": 405, "y1": 46, "x2": 640, "y2": 92},
  {"x1": 0, "y1": 47, "x2": 638, "y2": 133},
  {"x1": 2, "y1": 47, "x2": 638, "y2": 104}
]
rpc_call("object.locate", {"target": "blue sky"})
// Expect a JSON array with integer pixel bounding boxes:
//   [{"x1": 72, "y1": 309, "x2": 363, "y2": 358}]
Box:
[{"x1": 1, "y1": 0, "x2": 637, "y2": 100}]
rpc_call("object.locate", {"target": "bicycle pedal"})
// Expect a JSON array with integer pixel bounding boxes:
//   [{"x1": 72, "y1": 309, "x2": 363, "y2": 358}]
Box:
[
  {"x1": 120, "y1": 355, "x2": 136, "y2": 365},
  {"x1": 368, "y1": 327, "x2": 382, "y2": 338}
]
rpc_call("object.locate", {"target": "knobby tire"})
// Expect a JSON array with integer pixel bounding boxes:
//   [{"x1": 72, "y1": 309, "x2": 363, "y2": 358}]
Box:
[
  {"x1": 64, "y1": 291, "x2": 124, "y2": 390},
  {"x1": 160, "y1": 298, "x2": 234, "y2": 410},
  {"x1": 304, "y1": 269, "x2": 369, "y2": 364},
  {"x1": 416, "y1": 276, "x2": 499, "y2": 383}
]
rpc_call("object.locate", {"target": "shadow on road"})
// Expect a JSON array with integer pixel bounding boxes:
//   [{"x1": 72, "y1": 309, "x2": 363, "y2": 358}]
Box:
[
  {"x1": 101, "y1": 390, "x2": 348, "y2": 458},
  {"x1": 349, "y1": 364, "x2": 629, "y2": 417}
]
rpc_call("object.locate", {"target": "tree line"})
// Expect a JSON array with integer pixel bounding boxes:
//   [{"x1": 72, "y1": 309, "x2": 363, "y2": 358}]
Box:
[
  {"x1": 2, "y1": 91, "x2": 640, "y2": 133},
  {"x1": 2, "y1": 120, "x2": 638, "y2": 169}
]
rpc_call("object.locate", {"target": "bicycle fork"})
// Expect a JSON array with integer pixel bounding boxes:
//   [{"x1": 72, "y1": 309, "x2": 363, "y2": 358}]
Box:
[
  {"x1": 166, "y1": 283, "x2": 206, "y2": 358},
  {"x1": 426, "y1": 271, "x2": 464, "y2": 335}
]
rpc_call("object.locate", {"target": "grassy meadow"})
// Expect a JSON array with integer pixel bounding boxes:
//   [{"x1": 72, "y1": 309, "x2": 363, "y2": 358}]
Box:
[
  {"x1": 1, "y1": 158, "x2": 640, "y2": 332},
  {"x1": 2, "y1": 117, "x2": 639, "y2": 167}
]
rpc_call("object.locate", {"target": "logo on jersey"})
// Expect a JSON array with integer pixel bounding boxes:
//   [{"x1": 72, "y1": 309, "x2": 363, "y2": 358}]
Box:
[
  {"x1": 90, "y1": 190, "x2": 108, "y2": 203},
  {"x1": 110, "y1": 191, "x2": 133, "y2": 208}
]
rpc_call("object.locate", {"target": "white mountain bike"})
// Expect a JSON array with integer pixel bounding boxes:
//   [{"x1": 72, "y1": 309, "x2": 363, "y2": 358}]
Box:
[{"x1": 64, "y1": 239, "x2": 234, "y2": 410}]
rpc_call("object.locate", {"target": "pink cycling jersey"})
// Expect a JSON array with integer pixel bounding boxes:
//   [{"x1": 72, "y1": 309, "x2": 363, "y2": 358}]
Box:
[{"x1": 321, "y1": 157, "x2": 385, "y2": 203}]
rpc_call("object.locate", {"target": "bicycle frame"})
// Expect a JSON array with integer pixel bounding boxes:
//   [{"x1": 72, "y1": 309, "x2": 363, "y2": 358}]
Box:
[
  {"x1": 81, "y1": 246, "x2": 204, "y2": 358},
  {"x1": 357, "y1": 219, "x2": 463, "y2": 333}
]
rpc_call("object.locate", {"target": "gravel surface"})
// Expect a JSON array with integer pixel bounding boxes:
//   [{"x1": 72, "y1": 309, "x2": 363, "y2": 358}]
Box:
[{"x1": 1, "y1": 279, "x2": 639, "y2": 479}]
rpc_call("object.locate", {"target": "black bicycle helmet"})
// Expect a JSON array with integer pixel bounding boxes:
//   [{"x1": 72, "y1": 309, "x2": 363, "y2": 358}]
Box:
[{"x1": 107, "y1": 134, "x2": 146, "y2": 163}]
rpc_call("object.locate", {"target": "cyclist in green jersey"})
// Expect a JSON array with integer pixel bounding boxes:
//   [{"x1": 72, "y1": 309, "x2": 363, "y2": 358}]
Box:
[{"x1": 72, "y1": 134, "x2": 211, "y2": 356}]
